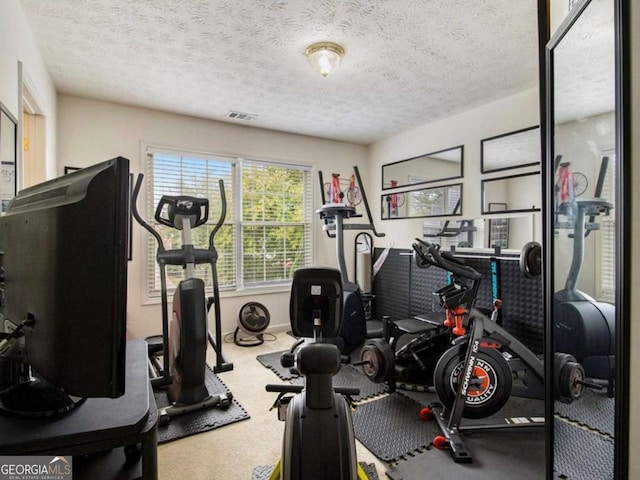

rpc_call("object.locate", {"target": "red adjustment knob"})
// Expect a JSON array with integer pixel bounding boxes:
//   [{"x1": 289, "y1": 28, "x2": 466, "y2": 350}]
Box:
[{"x1": 433, "y1": 436, "x2": 449, "y2": 450}]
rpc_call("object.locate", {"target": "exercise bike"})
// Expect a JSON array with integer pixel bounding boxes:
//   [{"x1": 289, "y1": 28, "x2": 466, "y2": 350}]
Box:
[
  {"x1": 412, "y1": 239, "x2": 584, "y2": 463},
  {"x1": 266, "y1": 267, "x2": 370, "y2": 480},
  {"x1": 317, "y1": 166, "x2": 386, "y2": 353},
  {"x1": 131, "y1": 175, "x2": 233, "y2": 423},
  {"x1": 554, "y1": 155, "x2": 615, "y2": 393}
]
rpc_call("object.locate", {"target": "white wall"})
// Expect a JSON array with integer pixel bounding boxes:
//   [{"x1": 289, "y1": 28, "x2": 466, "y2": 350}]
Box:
[
  {"x1": 57, "y1": 95, "x2": 368, "y2": 339},
  {"x1": 368, "y1": 87, "x2": 541, "y2": 249},
  {"x1": 0, "y1": 0, "x2": 57, "y2": 181}
]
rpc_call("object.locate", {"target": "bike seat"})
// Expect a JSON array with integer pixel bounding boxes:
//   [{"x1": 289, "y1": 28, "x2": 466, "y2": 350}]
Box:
[{"x1": 393, "y1": 317, "x2": 444, "y2": 334}]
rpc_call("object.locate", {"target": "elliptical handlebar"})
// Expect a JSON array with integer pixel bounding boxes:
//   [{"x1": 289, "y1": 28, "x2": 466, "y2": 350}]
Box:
[
  {"x1": 131, "y1": 173, "x2": 165, "y2": 251},
  {"x1": 131, "y1": 174, "x2": 227, "y2": 253},
  {"x1": 209, "y1": 179, "x2": 227, "y2": 250},
  {"x1": 412, "y1": 238, "x2": 482, "y2": 281}
]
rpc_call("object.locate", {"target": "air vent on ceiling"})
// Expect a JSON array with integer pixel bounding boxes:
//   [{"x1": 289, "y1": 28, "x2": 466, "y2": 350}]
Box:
[{"x1": 226, "y1": 111, "x2": 258, "y2": 122}]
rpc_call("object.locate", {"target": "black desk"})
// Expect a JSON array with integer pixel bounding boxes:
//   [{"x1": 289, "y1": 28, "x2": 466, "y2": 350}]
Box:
[{"x1": 0, "y1": 340, "x2": 158, "y2": 480}]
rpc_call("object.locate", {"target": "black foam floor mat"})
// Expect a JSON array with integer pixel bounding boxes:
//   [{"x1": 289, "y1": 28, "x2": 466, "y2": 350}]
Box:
[
  {"x1": 386, "y1": 427, "x2": 545, "y2": 480},
  {"x1": 554, "y1": 417, "x2": 614, "y2": 479},
  {"x1": 252, "y1": 462, "x2": 379, "y2": 480},
  {"x1": 154, "y1": 366, "x2": 249, "y2": 444},
  {"x1": 554, "y1": 388, "x2": 614, "y2": 438},
  {"x1": 352, "y1": 393, "x2": 439, "y2": 462},
  {"x1": 257, "y1": 350, "x2": 297, "y2": 380}
]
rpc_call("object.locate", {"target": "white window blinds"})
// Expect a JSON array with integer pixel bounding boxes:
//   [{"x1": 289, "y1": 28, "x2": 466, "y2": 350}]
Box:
[
  {"x1": 143, "y1": 148, "x2": 312, "y2": 298},
  {"x1": 598, "y1": 151, "x2": 616, "y2": 302}
]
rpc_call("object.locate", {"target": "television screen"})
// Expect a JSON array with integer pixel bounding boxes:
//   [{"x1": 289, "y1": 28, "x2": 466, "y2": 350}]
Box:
[{"x1": 0, "y1": 157, "x2": 129, "y2": 416}]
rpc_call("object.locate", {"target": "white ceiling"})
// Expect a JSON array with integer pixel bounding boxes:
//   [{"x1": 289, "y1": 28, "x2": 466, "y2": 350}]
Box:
[{"x1": 19, "y1": 0, "x2": 539, "y2": 145}]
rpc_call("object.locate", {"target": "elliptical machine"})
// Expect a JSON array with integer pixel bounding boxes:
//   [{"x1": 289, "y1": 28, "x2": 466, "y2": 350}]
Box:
[
  {"x1": 266, "y1": 267, "x2": 369, "y2": 480},
  {"x1": 131, "y1": 175, "x2": 233, "y2": 422}
]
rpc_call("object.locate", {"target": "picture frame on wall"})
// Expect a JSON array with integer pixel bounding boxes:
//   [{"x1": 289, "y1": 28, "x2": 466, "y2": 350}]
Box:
[{"x1": 0, "y1": 103, "x2": 18, "y2": 215}]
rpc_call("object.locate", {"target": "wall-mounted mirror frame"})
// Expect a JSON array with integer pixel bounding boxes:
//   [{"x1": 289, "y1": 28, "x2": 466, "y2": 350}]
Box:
[
  {"x1": 481, "y1": 125, "x2": 541, "y2": 173},
  {"x1": 0, "y1": 102, "x2": 18, "y2": 215},
  {"x1": 381, "y1": 145, "x2": 463, "y2": 190},
  {"x1": 423, "y1": 213, "x2": 540, "y2": 252},
  {"x1": 543, "y1": 0, "x2": 629, "y2": 478},
  {"x1": 481, "y1": 171, "x2": 541, "y2": 214},
  {"x1": 380, "y1": 182, "x2": 462, "y2": 220}
]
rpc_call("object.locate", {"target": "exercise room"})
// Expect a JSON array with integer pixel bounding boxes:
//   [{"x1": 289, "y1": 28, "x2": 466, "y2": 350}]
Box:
[{"x1": 0, "y1": 1, "x2": 638, "y2": 479}]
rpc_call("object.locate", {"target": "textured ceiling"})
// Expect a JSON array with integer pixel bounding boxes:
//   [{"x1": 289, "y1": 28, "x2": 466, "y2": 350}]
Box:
[
  {"x1": 553, "y1": 0, "x2": 615, "y2": 124},
  {"x1": 19, "y1": 0, "x2": 539, "y2": 145}
]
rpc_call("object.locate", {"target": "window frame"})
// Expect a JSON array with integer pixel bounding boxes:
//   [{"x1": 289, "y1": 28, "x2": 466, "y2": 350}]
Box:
[{"x1": 139, "y1": 144, "x2": 316, "y2": 303}]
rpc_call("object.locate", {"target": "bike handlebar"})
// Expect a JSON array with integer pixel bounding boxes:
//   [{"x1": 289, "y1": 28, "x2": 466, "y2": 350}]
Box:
[
  {"x1": 411, "y1": 238, "x2": 482, "y2": 281},
  {"x1": 265, "y1": 384, "x2": 360, "y2": 396}
]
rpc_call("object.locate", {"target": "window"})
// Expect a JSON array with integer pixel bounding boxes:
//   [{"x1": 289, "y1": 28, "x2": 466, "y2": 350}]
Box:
[
  {"x1": 143, "y1": 147, "x2": 313, "y2": 299},
  {"x1": 408, "y1": 184, "x2": 461, "y2": 217}
]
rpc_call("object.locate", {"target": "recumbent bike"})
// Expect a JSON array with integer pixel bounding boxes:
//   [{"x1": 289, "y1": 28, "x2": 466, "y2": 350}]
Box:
[{"x1": 266, "y1": 267, "x2": 371, "y2": 480}]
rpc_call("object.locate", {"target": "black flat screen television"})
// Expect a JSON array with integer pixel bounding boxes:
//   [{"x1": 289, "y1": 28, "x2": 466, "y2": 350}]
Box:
[{"x1": 0, "y1": 156, "x2": 130, "y2": 416}]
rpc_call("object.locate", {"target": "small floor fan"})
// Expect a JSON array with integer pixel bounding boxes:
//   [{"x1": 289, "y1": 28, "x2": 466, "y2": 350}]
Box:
[{"x1": 235, "y1": 302, "x2": 270, "y2": 347}]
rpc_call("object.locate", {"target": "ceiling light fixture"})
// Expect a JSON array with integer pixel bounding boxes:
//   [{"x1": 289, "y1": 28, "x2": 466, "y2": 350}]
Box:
[{"x1": 304, "y1": 42, "x2": 345, "y2": 78}]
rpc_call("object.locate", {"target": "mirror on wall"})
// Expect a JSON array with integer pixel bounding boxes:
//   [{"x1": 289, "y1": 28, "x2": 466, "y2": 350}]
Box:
[
  {"x1": 481, "y1": 125, "x2": 541, "y2": 173},
  {"x1": 381, "y1": 183, "x2": 461, "y2": 220},
  {"x1": 423, "y1": 214, "x2": 540, "y2": 251},
  {"x1": 381, "y1": 145, "x2": 463, "y2": 190},
  {"x1": 0, "y1": 103, "x2": 18, "y2": 215},
  {"x1": 481, "y1": 171, "x2": 541, "y2": 214},
  {"x1": 546, "y1": 0, "x2": 621, "y2": 478}
]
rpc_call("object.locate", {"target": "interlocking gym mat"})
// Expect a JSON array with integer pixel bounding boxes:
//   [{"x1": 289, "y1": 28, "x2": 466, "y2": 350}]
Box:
[
  {"x1": 386, "y1": 428, "x2": 545, "y2": 480},
  {"x1": 256, "y1": 350, "x2": 298, "y2": 380},
  {"x1": 251, "y1": 462, "x2": 379, "y2": 480},
  {"x1": 554, "y1": 387, "x2": 614, "y2": 437},
  {"x1": 154, "y1": 366, "x2": 249, "y2": 443},
  {"x1": 554, "y1": 417, "x2": 614, "y2": 479},
  {"x1": 352, "y1": 392, "x2": 440, "y2": 462}
]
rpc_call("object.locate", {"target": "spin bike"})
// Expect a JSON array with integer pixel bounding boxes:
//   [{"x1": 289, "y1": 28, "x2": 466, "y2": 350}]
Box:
[
  {"x1": 131, "y1": 175, "x2": 233, "y2": 423},
  {"x1": 266, "y1": 268, "x2": 370, "y2": 480},
  {"x1": 412, "y1": 239, "x2": 584, "y2": 463}
]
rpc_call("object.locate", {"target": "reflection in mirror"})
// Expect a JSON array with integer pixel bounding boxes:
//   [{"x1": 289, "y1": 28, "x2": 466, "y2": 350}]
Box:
[
  {"x1": 381, "y1": 145, "x2": 463, "y2": 190},
  {"x1": 481, "y1": 125, "x2": 540, "y2": 173},
  {"x1": 481, "y1": 172, "x2": 541, "y2": 214},
  {"x1": 0, "y1": 103, "x2": 18, "y2": 214},
  {"x1": 549, "y1": 0, "x2": 618, "y2": 478},
  {"x1": 423, "y1": 215, "x2": 539, "y2": 252},
  {"x1": 381, "y1": 183, "x2": 461, "y2": 220}
]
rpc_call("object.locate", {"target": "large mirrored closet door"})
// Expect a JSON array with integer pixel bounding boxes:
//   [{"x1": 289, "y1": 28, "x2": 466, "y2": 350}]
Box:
[{"x1": 544, "y1": 0, "x2": 628, "y2": 478}]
